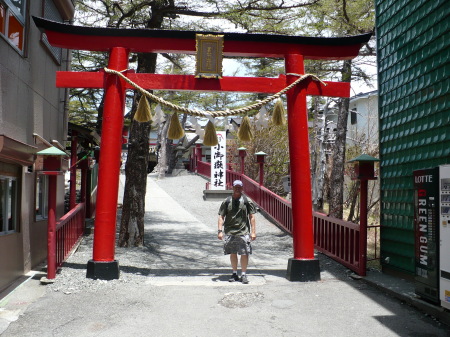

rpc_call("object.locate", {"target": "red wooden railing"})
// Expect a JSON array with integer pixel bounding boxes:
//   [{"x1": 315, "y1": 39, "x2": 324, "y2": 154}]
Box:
[
  {"x1": 197, "y1": 160, "x2": 211, "y2": 179},
  {"x1": 194, "y1": 159, "x2": 370, "y2": 275},
  {"x1": 54, "y1": 203, "x2": 86, "y2": 273},
  {"x1": 313, "y1": 212, "x2": 362, "y2": 274}
]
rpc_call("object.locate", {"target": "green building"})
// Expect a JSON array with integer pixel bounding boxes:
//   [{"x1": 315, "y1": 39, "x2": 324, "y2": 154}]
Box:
[{"x1": 376, "y1": 0, "x2": 450, "y2": 275}]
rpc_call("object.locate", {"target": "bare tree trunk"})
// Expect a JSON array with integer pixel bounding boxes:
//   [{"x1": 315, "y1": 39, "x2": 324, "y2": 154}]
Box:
[
  {"x1": 118, "y1": 119, "x2": 150, "y2": 247},
  {"x1": 95, "y1": 95, "x2": 105, "y2": 135},
  {"x1": 157, "y1": 119, "x2": 170, "y2": 179},
  {"x1": 167, "y1": 136, "x2": 185, "y2": 175},
  {"x1": 311, "y1": 97, "x2": 319, "y2": 210},
  {"x1": 167, "y1": 113, "x2": 188, "y2": 174},
  {"x1": 118, "y1": 53, "x2": 156, "y2": 247},
  {"x1": 329, "y1": 59, "x2": 352, "y2": 219},
  {"x1": 346, "y1": 180, "x2": 360, "y2": 222},
  {"x1": 313, "y1": 101, "x2": 330, "y2": 212}
]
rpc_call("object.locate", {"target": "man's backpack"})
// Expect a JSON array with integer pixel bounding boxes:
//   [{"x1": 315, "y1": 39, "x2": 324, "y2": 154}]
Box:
[{"x1": 224, "y1": 195, "x2": 251, "y2": 231}]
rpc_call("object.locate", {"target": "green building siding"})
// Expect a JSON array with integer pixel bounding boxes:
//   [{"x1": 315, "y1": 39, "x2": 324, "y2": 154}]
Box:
[{"x1": 376, "y1": 0, "x2": 450, "y2": 274}]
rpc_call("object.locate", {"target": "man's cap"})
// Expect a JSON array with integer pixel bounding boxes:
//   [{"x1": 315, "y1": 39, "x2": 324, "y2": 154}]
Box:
[{"x1": 233, "y1": 180, "x2": 243, "y2": 187}]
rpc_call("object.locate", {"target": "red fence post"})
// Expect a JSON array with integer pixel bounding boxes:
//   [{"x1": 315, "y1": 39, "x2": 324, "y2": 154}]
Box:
[
  {"x1": 70, "y1": 131, "x2": 78, "y2": 209},
  {"x1": 238, "y1": 147, "x2": 247, "y2": 175},
  {"x1": 47, "y1": 174, "x2": 57, "y2": 279},
  {"x1": 285, "y1": 54, "x2": 320, "y2": 282},
  {"x1": 359, "y1": 179, "x2": 368, "y2": 276},
  {"x1": 193, "y1": 144, "x2": 199, "y2": 172},
  {"x1": 87, "y1": 47, "x2": 129, "y2": 280},
  {"x1": 255, "y1": 151, "x2": 267, "y2": 186},
  {"x1": 80, "y1": 158, "x2": 88, "y2": 203}
]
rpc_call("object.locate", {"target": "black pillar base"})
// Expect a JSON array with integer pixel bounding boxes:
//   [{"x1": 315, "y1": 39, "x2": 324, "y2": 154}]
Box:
[
  {"x1": 86, "y1": 260, "x2": 120, "y2": 280},
  {"x1": 286, "y1": 258, "x2": 321, "y2": 282}
]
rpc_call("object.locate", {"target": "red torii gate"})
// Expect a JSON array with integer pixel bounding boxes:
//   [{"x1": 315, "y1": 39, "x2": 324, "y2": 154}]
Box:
[{"x1": 34, "y1": 17, "x2": 370, "y2": 281}]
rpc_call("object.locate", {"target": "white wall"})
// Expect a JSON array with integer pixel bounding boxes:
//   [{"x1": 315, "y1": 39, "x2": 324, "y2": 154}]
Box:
[{"x1": 347, "y1": 92, "x2": 379, "y2": 152}]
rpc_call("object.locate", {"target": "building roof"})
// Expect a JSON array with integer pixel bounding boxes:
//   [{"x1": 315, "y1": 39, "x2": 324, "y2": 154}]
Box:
[
  {"x1": 347, "y1": 154, "x2": 379, "y2": 162},
  {"x1": 350, "y1": 90, "x2": 378, "y2": 103}
]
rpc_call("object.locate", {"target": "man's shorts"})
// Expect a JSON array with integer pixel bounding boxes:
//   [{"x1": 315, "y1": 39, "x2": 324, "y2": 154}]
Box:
[{"x1": 223, "y1": 235, "x2": 252, "y2": 255}]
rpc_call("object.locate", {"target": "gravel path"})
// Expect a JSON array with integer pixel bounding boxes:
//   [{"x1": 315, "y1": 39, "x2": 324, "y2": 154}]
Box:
[{"x1": 45, "y1": 172, "x2": 294, "y2": 294}]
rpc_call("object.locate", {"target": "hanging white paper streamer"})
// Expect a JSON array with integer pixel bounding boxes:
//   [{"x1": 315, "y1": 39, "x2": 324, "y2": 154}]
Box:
[
  {"x1": 190, "y1": 116, "x2": 204, "y2": 139},
  {"x1": 153, "y1": 104, "x2": 166, "y2": 125},
  {"x1": 255, "y1": 105, "x2": 269, "y2": 131},
  {"x1": 220, "y1": 117, "x2": 230, "y2": 130}
]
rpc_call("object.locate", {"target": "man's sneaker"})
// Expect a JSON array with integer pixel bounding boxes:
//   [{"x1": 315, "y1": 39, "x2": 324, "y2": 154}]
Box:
[
  {"x1": 229, "y1": 273, "x2": 239, "y2": 282},
  {"x1": 240, "y1": 274, "x2": 249, "y2": 284}
]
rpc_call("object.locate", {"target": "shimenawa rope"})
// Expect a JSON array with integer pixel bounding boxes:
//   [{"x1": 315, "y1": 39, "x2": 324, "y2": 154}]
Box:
[{"x1": 103, "y1": 68, "x2": 327, "y2": 118}]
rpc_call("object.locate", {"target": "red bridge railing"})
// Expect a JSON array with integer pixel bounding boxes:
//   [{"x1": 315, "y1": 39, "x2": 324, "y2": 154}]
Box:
[
  {"x1": 313, "y1": 212, "x2": 363, "y2": 274},
  {"x1": 194, "y1": 160, "x2": 367, "y2": 275},
  {"x1": 54, "y1": 203, "x2": 86, "y2": 274},
  {"x1": 197, "y1": 160, "x2": 211, "y2": 179}
]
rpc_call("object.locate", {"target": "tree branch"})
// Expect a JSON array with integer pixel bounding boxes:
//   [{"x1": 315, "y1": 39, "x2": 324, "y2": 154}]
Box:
[
  {"x1": 160, "y1": 53, "x2": 184, "y2": 70},
  {"x1": 342, "y1": 0, "x2": 351, "y2": 24}
]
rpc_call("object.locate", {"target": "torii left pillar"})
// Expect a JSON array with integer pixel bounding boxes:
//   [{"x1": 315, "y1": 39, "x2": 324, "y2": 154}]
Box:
[
  {"x1": 86, "y1": 47, "x2": 129, "y2": 280},
  {"x1": 285, "y1": 54, "x2": 320, "y2": 281}
]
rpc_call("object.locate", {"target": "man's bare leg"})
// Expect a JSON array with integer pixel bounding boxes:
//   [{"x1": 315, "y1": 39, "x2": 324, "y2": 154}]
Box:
[
  {"x1": 240, "y1": 255, "x2": 248, "y2": 273},
  {"x1": 230, "y1": 254, "x2": 238, "y2": 271}
]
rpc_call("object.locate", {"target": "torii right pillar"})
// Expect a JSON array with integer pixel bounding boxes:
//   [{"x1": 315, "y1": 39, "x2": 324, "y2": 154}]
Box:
[{"x1": 285, "y1": 54, "x2": 320, "y2": 281}]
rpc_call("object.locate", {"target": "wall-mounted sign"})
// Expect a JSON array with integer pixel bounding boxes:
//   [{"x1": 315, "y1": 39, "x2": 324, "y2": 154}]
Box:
[{"x1": 195, "y1": 34, "x2": 223, "y2": 79}]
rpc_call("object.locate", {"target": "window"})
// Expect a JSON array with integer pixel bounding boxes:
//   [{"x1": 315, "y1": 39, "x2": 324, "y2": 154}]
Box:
[
  {"x1": 0, "y1": 176, "x2": 18, "y2": 234},
  {"x1": 0, "y1": 0, "x2": 26, "y2": 52},
  {"x1": 8, "y1": 0, "x2": 25, "y2": 16},
  {"x1": 0, "y1": 4, "x2": 5, "y2": 35},
  {"x1": 35, "y1": 174, "x2": 48, "y2": 220},
  {"x1": 42, "y1": 0, "x2": 63, "y2": 63},
  {"x1": 351, "y1": 108, "x2": 357, "y2": 125}
]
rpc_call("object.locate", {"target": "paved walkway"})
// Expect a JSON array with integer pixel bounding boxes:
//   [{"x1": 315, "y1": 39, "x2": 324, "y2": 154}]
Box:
[{"x1": 1, "y1": 173, "x2": 450, "y2": 336}]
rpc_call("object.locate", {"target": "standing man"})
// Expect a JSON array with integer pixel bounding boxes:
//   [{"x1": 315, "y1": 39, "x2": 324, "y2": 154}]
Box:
[{"x1": 218, "y1": 180, "x2": 256, "y2": 284}]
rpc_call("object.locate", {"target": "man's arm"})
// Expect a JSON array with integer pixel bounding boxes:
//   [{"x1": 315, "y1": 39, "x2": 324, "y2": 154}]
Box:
[
  {"x1": 249, "y1": 213, "x2": 256, "y2": 241},
  {"x1": 218, "y1": 215, "x2": 224, "y2": 240}
]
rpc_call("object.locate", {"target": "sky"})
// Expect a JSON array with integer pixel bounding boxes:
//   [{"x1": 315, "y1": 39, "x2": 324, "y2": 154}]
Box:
[
  {"x1": 74, "y1": 3, "x2": 378, "y2": 99},
  {"x1": 221, "y1": 58, "x2": 377, "y2": 97}
]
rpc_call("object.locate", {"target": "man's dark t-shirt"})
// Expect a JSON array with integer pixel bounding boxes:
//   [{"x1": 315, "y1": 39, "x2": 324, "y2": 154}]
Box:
[{"x1": 218, "y1": 196, "x2": 256, "y2": 235}]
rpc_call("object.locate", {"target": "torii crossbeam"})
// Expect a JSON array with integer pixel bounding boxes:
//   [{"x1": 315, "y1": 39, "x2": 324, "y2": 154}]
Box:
[{"x1": 34, "y1": 17, "x2": 371, "y2": 281}]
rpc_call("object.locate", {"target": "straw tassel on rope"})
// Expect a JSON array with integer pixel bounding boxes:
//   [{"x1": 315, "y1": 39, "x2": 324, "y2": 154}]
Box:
[
  {"x1": 167, "y1": 113, "x2": 185, "y2": 140},
  {"x1": 203, "y1": 121, "x2": 218, "y2": 146},
  {"x1": 238, "y1": 116, "x2": 253, "y2": 142},
  {"x1": 103, "y1": 67, "x2": 325, "y2": 119},
  {"x1": 272, "y1": 98, "x2": 286, "y2": 126},
  {"x1": 134, "y1": 96, "x2": 153, "y2": 123}
]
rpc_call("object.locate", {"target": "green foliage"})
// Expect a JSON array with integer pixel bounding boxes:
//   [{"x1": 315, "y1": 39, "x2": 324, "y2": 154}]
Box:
[
  {"x1": 309, "y1": 0, "x2": 375, "y2": 35},
  {"x1": 230, "y1": 121, "x2": 290, "y2": 196},
  {"x1": 68, "y1": 98, "x2": 98, "y2": 130},
  {"x1": 68, "y1": 50, "x2": 108, "y2": 132},
  {"x1": 215, "y1": 0, "x2": 318, "y2": 34},
  {"x1": 71, "y1": 0, "x2": 377, "y2": 201}
]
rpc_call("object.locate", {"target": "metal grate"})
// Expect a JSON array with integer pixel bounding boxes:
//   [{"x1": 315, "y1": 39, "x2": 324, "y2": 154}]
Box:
[{"x1": 42, "y1": 0, "x2": 62, "y2": 63}]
